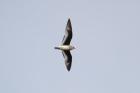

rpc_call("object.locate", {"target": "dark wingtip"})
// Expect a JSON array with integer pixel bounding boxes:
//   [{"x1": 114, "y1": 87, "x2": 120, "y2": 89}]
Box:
[
  {"x1": 68, "y1": 18, "x2": 71, "y2": 23},
  {"x1": 67, "y1": 18, "x2": 72, "y2": 30},
  {"x1": 67, "y1": 68, "x2": 71, "y2": 72},
  {"x1": 66, "y1": 63, "x2": 71, "y2": 72}
]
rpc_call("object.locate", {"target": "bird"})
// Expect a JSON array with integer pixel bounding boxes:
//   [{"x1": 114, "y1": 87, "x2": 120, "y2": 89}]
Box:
[{"x1": 54, "y1": 18, "x2": 75, "y2": 71}]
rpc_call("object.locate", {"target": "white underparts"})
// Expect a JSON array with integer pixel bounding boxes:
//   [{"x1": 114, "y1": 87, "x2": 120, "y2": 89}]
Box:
[{"x1": 55, "y1": 45, "x2": 74, "y2": 50}]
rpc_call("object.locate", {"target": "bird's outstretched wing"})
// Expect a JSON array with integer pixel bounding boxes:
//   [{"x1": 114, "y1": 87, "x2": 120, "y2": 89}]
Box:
[
  {"x1": 62, "y1": 50, "x2": 72, "y2": 71},
  {"x1": 62, "y1": 19, "x2": 72, "y2": 45}
]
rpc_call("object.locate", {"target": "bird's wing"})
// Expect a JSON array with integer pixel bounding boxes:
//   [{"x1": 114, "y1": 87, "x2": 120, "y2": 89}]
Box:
[
  {"x1": 62, "y1": 19, "x2": 72, "y2": 45},
  {"x1": 62, "y1": 50, "x2": 72, "y2": 71}
]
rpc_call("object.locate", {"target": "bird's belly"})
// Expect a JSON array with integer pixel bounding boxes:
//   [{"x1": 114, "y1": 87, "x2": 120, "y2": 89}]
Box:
[{"x1": 59, "y1": 45, "x2": 70, "y2": 50}]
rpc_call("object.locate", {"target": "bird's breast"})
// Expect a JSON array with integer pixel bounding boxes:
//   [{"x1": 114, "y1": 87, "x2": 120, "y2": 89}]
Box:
[{"x1": 59, "y1": 45, "x2": 71, "y2": 50}]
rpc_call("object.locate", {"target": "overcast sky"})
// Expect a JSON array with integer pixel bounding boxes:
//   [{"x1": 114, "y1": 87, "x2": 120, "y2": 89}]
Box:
[{"x1": 0, "y1": 0, "x2": 140, "y2": 93}]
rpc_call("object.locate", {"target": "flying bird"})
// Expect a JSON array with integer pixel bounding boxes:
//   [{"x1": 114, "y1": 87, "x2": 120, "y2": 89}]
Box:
[{"x1": 55, "y1": 18, "x2": 75, "y2": 71}]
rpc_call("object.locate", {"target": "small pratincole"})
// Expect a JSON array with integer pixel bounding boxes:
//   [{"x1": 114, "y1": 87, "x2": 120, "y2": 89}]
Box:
[{"x1": 54, "y1": 18, "x2": 75, "y2": 71}]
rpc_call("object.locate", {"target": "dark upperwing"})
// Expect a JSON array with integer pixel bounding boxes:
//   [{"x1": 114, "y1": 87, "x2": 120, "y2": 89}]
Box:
[
  {"x1": 62, "y1": 50, "x2": 72, "y2": 71},
  {"x1": 62, "y1": 19, "x2": 72, "y2": 45}
]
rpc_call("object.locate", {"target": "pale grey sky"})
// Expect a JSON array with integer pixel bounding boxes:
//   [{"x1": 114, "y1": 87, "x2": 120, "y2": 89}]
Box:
[{"x1": 0, "y1": 0, "x2": 140, "y2": 93}]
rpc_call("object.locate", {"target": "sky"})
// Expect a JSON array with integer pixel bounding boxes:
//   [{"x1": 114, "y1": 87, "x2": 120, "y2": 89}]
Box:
[{"x1": 0, "y1": 0, "x2": 140, "y2": 93}]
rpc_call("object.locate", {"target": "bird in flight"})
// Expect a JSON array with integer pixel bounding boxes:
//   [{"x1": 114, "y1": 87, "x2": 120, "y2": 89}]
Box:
[{"x1": 55, "y1": 18, "x2": 75, "y2": 71}]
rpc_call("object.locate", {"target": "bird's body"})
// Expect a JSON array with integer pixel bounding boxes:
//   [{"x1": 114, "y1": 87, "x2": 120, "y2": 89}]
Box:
[
  {"x1": 55, "y1": 45, "x2": 75, "y2": 51},
  {"x1": 55, "y1": 18, "x2": 75, "y2": 71}
]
